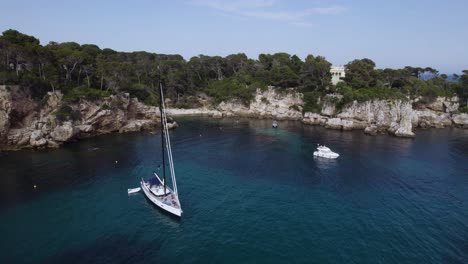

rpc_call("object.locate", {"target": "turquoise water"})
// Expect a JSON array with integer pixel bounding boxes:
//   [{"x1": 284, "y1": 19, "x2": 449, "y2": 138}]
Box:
[{"x1": 1, "y1": 117, "x2": 468, "y2": 263}]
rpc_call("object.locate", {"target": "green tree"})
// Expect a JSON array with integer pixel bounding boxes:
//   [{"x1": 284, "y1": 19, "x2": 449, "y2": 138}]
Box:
[
  {"x1": 458, "y1": 70, "x2": 468, "y2": 105},
  {"x1": 344, "y1": 58, "x2": 376, "y2": 89},
  {"x1": 299, "y1": 55, "x2": 332, "y2": 92}
]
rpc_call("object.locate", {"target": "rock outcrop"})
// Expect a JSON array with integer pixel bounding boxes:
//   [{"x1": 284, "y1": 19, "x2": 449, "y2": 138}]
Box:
[
  {"x1": 426, "y1": 96, "x2": 459, "y2": 113},
  {"x1": 0, "y1": 86, "x2": 173, "y2": 151},
  {"x1": 305, "y1": 99, "x2": 417, "y2": 137},
  {"x1": 0, "y1": 86, "x2": 12, "y2": 144},
  {"x1": 217, "y1": 87, "x2": 303, "y2": 120},
  {"x1": 1, "y1": 84, "x2": 467, "y2": 150},
  {"x1": 452, "y1": 113, "x2": 468, "y2": 128},
  {"x1": 302, "y1": 112, "x2": 327, "y2": 125},
  {"x1": 301, "y1": 96, "x2": 466, "y2": 137},
  {"x1": 208, "y1": 90, "x2": 465, "y2": 138},
  {"x1": 50, "y1": 122, "x2": 77, "y2": 142}
]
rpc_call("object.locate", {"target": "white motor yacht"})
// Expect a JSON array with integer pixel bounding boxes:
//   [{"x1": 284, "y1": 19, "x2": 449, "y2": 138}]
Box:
[{"x1": 313, "y1": 145, "x2": 339, "y2": 159}]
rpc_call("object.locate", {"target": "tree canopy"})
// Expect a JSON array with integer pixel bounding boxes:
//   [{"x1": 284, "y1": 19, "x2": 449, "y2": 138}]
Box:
[{"x1": 0, "y1": 29, "x2": 466, "y2": 109}]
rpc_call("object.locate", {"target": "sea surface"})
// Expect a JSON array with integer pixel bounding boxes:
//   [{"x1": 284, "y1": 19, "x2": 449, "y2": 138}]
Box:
[{"x1": 1, "y1": 117, "x2": 467, "y2": 263}]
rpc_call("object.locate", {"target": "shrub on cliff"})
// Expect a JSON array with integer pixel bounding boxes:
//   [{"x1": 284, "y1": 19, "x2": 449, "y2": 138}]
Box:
[
  {"x1": 302, "y1": 91, "x2": 322, "y2": 113},
  {"x1": 63, "y1": 87, "x2": 111, "y2": 103},
  {"x1": 334, "y1": 83, "x2": 407, "y2": 109},
  {"x1": 53, "y1": 104, "x2": 81, "y2": 122}
]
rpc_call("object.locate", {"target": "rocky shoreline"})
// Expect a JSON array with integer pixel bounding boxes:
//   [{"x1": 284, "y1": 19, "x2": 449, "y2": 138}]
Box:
[
  {"x1": 0, "y1": 85, "x2": 177, "y2": 151},
  {"x1": 1, "y1": 86, "x2": 467, "y2": 151},
  {"x1": 167, "y1": 88, "x2": 468, "y2": 138}
]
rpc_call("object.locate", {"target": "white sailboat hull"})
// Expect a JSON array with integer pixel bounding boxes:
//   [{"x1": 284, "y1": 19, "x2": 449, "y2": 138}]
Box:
[{"x1": 141, "y1": 173, "x2": 182, "y2": 217}]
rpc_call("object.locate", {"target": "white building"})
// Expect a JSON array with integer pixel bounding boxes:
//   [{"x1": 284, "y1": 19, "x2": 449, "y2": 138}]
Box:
[{"x1": 330, "y1": 66, "x2": 345, "y2": 85}]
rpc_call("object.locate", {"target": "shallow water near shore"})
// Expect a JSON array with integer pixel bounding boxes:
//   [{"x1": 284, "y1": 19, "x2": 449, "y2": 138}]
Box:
[{"x1": 1, "y1": 117, "x2": 468, "y2": 263}]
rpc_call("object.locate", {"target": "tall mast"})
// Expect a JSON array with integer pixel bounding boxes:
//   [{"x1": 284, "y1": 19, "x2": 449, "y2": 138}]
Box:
[{"x1": 158, "y1": 80, "x2": 166, "y2": 194}]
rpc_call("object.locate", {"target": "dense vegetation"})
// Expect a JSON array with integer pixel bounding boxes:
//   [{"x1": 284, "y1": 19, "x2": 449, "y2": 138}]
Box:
[{"x1": 1, "y1": 29, "x2": 467, "y2": 112}]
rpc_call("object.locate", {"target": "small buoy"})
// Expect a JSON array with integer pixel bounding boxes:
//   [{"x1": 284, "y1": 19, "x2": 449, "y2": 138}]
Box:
[
  {"x1": 34, "y1": 185, "x2": 36, "y2": 189},
  {"x1": 115, "y1": 160, "x2": 118, "y2": 164}
]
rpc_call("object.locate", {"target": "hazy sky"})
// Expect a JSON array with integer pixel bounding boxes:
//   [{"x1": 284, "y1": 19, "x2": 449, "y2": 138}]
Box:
[{"x1": 1, "y1": 0, "x2": 467, "y2": 73}]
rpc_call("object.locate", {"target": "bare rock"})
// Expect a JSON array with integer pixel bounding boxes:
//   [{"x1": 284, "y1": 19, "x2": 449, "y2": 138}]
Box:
[
  {"x1": 212, "y1": 111, "x2": 223, "y2": 118},
  {"x1": 218, "y1": 88, "x2": 303, "y2": 120},
  {"x1": 47, "y1": 140, "x2": 60, "y2": 148},
  {"x1": 76, "y1": 125, "x2": 93, "y2": 133},
  {"x1": 427, "y1": 97, "x2": 445, "y2": 112},
  {"x1": 50, "y1": 122, "x2": 77, "y2": 142},
  {"x1": 443, "y1": 96, "x2": 460, "y2": 113},
  {"x1": 7, "y1": 128, "x2": 31, "y2": 146},
  {"x1": 325, "y1": 118, "x2": 342, "y2": 130},
  {"x1": 341, "y1": 120, "x2": 355, "y2": 130},
  {"x1": 39, "y1": 92, "x2": 63, "y2": 119},
  {"x1": 119, "y1": 120, "x2": 144, "y2": 133},
  {"x1": 167, "y1": 121, "x2": 178, "y2": 130},
  {"x1": 321, "y1": 102, "x2": 336, "y2": 117},
  {"x1": 302, "y1": 112, "x2": 327, "y2": 125},
  {"x1": 453, "y1": 113, "x2": 468, "y2": 128},
  {"x1": 0, "y1": 86, "x2": 12, "y2": 144},
  {"x1": 395, "y1": 127, "x2": 415, "y2": 137},
  {"x1": 364, "y1": 125, "x2": 378, "y2": 135},
  {"x1": 30, "y1": 130, "x2": 47, "y2": 147}
]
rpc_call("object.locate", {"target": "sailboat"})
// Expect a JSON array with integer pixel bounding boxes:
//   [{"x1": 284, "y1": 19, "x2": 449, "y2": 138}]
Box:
[{"x1": 140, "y1": 81, "x2": 182, "y2": 217}]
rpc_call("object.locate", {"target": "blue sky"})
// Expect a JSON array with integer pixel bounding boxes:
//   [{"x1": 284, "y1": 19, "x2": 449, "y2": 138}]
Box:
[{"x1": 1, "y1": 0, "x2": 467, "y2": 73}]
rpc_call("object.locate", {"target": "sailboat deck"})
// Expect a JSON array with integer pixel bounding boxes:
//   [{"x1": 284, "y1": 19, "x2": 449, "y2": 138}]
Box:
[{"x1": 147, "y1": 183, "x2": 181, "y2": 209}]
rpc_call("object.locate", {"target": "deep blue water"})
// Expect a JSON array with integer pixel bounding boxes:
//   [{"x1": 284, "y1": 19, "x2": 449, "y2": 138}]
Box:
[{"x1": 1, "y1": 117, "x2": 468, "y2": 263}]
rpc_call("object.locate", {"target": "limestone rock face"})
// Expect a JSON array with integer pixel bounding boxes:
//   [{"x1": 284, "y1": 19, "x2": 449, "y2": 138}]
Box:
[
  {"x1": 10, "y1": 94, "x2": 37, "y2": 128},
  {"x1": 412, "y1": 110, "x2": 453, "y2": 128},
  {"x1": 452, "y1": 113, "x2": 468, "y2": 128},
  {"x1": 394, "y1": 102, "x2": 415, "y2": 137},
  {"x1": 166, "y1": 121, "x2": 178, "y2": 130},
  {"x1": 217, "y1": 88, "x2": 303, "y2": 120},
  {"x1": 320, "y1": 94, "x2": 342, "y2": 117},
  {"x1": 1, "y1": 83, "x2": 466, "y2": 150},
  {"x1": 321, "y1": 102, "x2": 336, "y2": 117},
  {"x1": 341, "y1": 120, "x2": 355, "y2": 130},
  {"x1": 325, "y1": 118, "x2": 343, "y2": 130},
  {"x1": 427, "y1": 96, "x2": 459, "y2": 113},
  {"x1": 0, "y1": 86, "x2": 12, "y2": 145},
  {"x1": 30, "y1": 130, "x2": 47, "y2": 147},
  {"x1": 41, "y1": 92, "x2": 63, "y2": 116},
  {"x1": 7, "y1": 128, "x2": 31, "y2": 146},
  {"x1": 1, "y1": 88, "x2": 168, "y2": 150},
  {"x1": 119, "y1": 120, "x2": 157, "y2": 133},
  {"x1": 76, "y1": 125, "x2": 93, "y2": 133},
  {"x1": 333, "y1": 99, "x2": 415, "y2": 136},
  {"x1": 50, "y1": 121, "x2": 77, "y2": 142},
  {"x1": 127, "y1": 97, "x2": 160, "y2": 121},
  {"x1": 47, "y1": 140, "x2": 60, "y2": 148},
  {"x1": 211, "y1": 111, "x2": 223, "y2": 118},
  {"x1": 302, "y1": 112, "x2": 327, "y2": 125},
  {"x1": 364, "y1": 125, "x2": 378, "y2": 136},
  {"x1": 427, "y1": 97, "x2": 446, "y2": 112},
  {"x1": 443, "y1": 97, "x2": 460, "y2": 113}
]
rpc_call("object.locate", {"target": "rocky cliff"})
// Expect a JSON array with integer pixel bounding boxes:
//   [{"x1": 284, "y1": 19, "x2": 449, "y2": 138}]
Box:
[
  {"x1": 3, "y1": 85, "x2": 467, "y2": 151},
  {"x1": 302, "y1": 95, "x2": 467, "y2": 137},
  {"x1": 0, "y1": 85, "x2": 175, "y2": 151},
  {"x1": 216, "y1": 87, "x2": 303, "y2": 120},
  {"x1": 167, "y1": 88, "x2": 467, "y2": 138}
]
